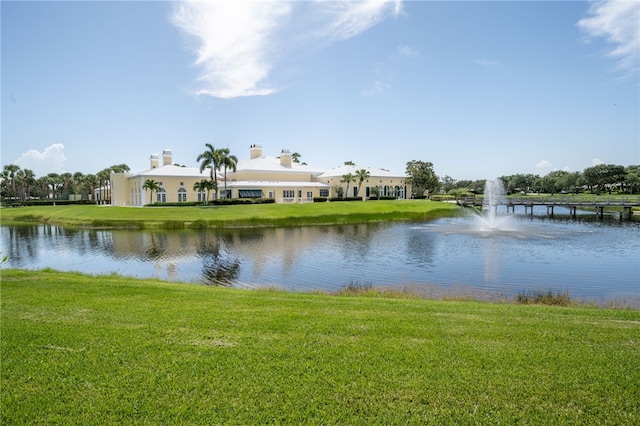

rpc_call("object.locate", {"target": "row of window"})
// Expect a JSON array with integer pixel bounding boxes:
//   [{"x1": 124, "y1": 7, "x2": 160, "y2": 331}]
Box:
[{"x1": 135, "y1": 186, "x2": 405, "y2": 204}]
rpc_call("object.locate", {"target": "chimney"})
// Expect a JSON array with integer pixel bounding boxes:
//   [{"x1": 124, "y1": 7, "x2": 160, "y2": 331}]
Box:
[
  {"x1": 280, "y1": 149, "x2": 292, "y2": 167},
  {"x1": 250, "y1": 144, "x2": 263, "y2": 159},
  {"x1": 150, "y1": 154, "x2": 159, "y2": 169},
  {"x1": 162, "y1": 149, "x2": 173, "y2": 166}
]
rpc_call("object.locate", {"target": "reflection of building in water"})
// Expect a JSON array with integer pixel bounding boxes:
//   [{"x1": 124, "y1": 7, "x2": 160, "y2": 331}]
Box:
[
  {"x1": 106, "y1": 225, "x2": 381, "y2": 284},
  {"x1": 111, "y1": 145, "x2": 410, "y2": 206}
]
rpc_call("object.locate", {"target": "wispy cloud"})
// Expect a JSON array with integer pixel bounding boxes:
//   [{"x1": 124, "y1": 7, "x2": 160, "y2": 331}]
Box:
[
  {"x1": 577, "y1": 0, "x2": 640, "y2": 74},
  {"x1": 320, "y1": 0, "x2": 403, "y2": 40},
  {"x1": 592, "y1": 158, "x2": 604, "y2": 166},
  {"x1": 16, "y1": 143, "x2": 66, "y2": 176},
  {"x1": 172, "y1": 0, "x2": 403, "y2": 99},
  {"x1": 397, "y1": 45, "x2": 418, "y2": 57}
]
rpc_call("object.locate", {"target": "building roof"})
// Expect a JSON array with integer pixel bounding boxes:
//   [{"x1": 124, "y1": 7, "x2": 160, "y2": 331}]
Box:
[
  {"x1": 135, "y1": 165, "x2": 209, "y2": 178},
  {"x1": 317, "y1": 164, "x2": 406, "y2": 179},
  {"x1": 233, "y1": 155, "x2": 325, "y2": 174},
  {"x1": 226, "y1": 180, "x2": 330, "y2": 188}
]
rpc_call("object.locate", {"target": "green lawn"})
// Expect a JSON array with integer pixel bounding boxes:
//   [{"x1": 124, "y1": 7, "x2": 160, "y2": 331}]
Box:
[
  {"x1": 0, "y1": 200, "x2": 462, "y2": 229},
  {"x1": 2, "y1": 269, "x2": 638, "y2": 424}
]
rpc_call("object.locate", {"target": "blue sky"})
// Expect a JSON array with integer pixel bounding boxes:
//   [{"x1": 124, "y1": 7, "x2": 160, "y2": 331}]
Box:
[{"x1": 2, "y1": 0, "x2": 638, "y2": 180}]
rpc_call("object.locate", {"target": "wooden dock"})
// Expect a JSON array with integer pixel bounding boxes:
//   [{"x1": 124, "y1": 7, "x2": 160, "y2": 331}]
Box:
[{"x1": 457, "y1": 197, "x2": 640, "y2": 220}]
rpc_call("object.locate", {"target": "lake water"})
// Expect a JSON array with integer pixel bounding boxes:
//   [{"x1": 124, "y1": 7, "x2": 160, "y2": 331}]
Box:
[{"x1": 2, "y1": 210, "x2": 639, "y2": 306}]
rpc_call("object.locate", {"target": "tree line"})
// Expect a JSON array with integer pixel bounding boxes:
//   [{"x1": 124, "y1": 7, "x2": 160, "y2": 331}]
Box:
[
  {"x1": 1, "y1": 164, "x2": 130, "y2": 204},
  {"x1": 404, "y1": 162, "x2": 639, "y2": 198}
]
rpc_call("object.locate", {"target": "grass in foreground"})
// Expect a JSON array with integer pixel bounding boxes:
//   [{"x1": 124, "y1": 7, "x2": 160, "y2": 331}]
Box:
[
  {"x1": 2, "y1": 269, "x2": 639, "y2": 425},
  {"x1": 0, "y1": 200, "x2": 461, "y2": 229}
]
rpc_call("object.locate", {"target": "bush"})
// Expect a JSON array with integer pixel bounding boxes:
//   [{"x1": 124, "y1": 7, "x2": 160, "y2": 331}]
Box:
[
  {"x1": 328, "y1": 197, "x2": 363, "y2": 202},
  {"x1": 516, "y1": 289, "x2": 572, "y2": 306},
  {"x1": 313, "y1": 197, "x2": 328, "y2": 203}
]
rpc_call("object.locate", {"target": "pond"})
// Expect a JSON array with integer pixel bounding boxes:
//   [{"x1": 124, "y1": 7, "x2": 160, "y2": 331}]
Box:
[{"x1": 2, "y1": 209, "x2": 639, "y2": 306}]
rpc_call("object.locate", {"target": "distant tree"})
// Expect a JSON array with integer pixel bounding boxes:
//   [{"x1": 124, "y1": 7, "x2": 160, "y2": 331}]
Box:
[
  {"x1": 624, "y1": 165, "x2": 640, "y2": 194},
  {"x1": 1, "y1": 164, "x2": 20, "y2": 202},
  {"x1": 340, "y1": 173, "x2": 356, "y2": 198},
  {"x1": 583, "y1": 164, "x2": 626, "y2": 194},
  {"x1": 405, "y1": 160, "x2": 439, "y2": 198},
  {"x1": 291, "y1": 152, "x2": 302, "y2": 164},
  {"x1": 142, "y1": 179, "x2": 161, "y2": 205},
  {"x1": 46, "y1": 173, "x2": 61, "y2": 200},
  {"x1": 83, "y1": 174, "x2": 99, "y2": 201},
  {"x1": 354, "y1": 169, "x2": 370, "y2": 199},
  {"x1": 15, "y1": 168, "x2": 36, "y2": 201},
  {"x1": 441, "y1": 175, "x2": 456, "y2": 193}
]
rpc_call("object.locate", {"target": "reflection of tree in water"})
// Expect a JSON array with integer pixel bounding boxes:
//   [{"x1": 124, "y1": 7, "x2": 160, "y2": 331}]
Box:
[
  {"x1": 145, "y1": 234, "x2": 165, "y2": 259},
  {"x1": 198, "y1": 240, "x2": 241, "y2": 286}
]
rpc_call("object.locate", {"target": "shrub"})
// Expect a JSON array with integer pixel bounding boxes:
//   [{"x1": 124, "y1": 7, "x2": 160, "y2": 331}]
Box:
[{"x1": 516, "y1": 289, "x2": 572, "y2": 306}]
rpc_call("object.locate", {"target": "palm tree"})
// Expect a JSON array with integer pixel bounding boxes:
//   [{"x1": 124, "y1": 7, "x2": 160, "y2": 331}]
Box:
[
  {"x1": 219, "y1": 149, "x2": 237, "y2": 199},
  {"x1": 340, "y1": 173, "x2": 355, "y2": 198},
  {"x1": 2, "y1": 164, "x2": 20, "y2": 202},
  {"x1": 291, "y1": 152, "x2": 301, "y2": 163},
  {"x1": 46, "y1": 173, "x2": 61, "y2": 200},
  {"x1": 193, "y1": 179, "x2": 216, "y2": 204},
  {"x1": 197, "y1": 144, "x2": 226, "y2": 200},
  {"x1": 83, "y1": 174, "x2": 98, "y2": 201},
  {"x1": 16, "y1": 169, "x2": 35, "y2": 202},
  {"x1": 142, "y1": 179, "x2": 161, "y2": 205},
  {"x1": 355, "y1": 168, "x2": 370, "y2": 200}
]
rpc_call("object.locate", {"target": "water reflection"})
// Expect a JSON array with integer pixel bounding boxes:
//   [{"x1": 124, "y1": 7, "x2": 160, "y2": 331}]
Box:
[{"x1": 1, "y1": 216, "x2": 639, "y2": 306}]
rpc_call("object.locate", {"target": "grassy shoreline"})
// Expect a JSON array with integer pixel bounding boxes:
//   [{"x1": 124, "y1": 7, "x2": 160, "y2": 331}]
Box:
[
  {"x1": 0, "y1": 200, "x2": 462, "y2": 229},
  {"x1": 2, "y1": 269, "x2": 639, "y2": 424}
]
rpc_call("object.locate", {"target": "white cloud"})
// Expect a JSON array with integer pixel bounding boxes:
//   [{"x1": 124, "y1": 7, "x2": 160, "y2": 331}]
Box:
[
  {"x1": 397, "y1": 45, "x2": 418, "y2": 57},
  {"x1": 15, "y1": 144, "x2": 66, "y2": 176},
  {"x1": 172, "y1": 0, "x2": 403, "y2": 99},
  {"x1": 361, "y1": 79, "x2": 391, "y2": 96},
  {"x1": 577, "y1": 0, "x2": 640, "y2": 73},
  {"x1": 320, "y1": 0, "x2": 402, "y2": 40},
  {"x1": 536, "y1": 160, "x2": 553, "y2": 170},
  {"x1": 592, "y1": 158, "x2": 604, "y2": 166}
]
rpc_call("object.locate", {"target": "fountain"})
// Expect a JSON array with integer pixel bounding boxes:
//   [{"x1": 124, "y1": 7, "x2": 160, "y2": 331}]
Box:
[{"x1": 473, "y1": 179, "x2": 516, "y2": 233}]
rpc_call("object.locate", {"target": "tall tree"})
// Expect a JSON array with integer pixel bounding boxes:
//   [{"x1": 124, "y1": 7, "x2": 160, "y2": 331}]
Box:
[
  {"x1": 2, "y1": 164, "x2": 20, "y2": 202},
  {"x1": 197, "y1": 143, "x2": 226, "y2": 200},
  {"x1": 405, "y1": 160, "x2": 439, "y2": 198},
  {"x1": 354, "y1": 169, "x2": 370, "y2": 199},
  {"x1": 142, "y1": 179, "x2": 161, "y2": 205},
  {"x1": 219, "y1": 149, "x2": 238, "y2": 199},
  {"x1": 340, "y1": 173, "x2": 356, "y2": 198},
  {"x1": 15, "y1": 169, "x2": 35, "y2": 202},
  {"x1": 46, "y1": 173, "x2": 61, "y2": 200}
]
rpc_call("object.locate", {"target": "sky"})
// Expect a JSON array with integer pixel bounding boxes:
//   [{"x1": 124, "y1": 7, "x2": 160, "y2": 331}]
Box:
[{"x1": 2, "y1": 0, "x2": 639, "y2": 181}]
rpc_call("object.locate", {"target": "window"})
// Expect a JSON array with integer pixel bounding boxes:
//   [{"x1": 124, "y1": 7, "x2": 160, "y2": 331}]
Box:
[
  {"x1": 306, "y1": 191, "x2": 313, "y2": 199},
  {"x1": 197, "y1": 191, "x2": 207, "y2": 202},
  {"x1": 283, "y1": 190, "x2": 294, "y2": 198},
  {"x1": 156, "y1": 188, "x2": 166, "y2": 203},
  {"x1": 298, "y1": 190, "x2": 302, "y2": 198},
  {"x1": 239, "y1": 189, "x2": 262, "y2": 198},
  {"x1": 319, "y1": 189, "x2": 329, "y2": 197},
  {"x1": 178, "y1": 188, "x2": 187, "y2": 202}
]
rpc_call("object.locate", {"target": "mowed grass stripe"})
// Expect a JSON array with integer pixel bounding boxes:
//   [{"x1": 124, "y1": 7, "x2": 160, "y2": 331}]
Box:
[{"x1": 2, "y1": 269, "x2": 639, "y2": 424}]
